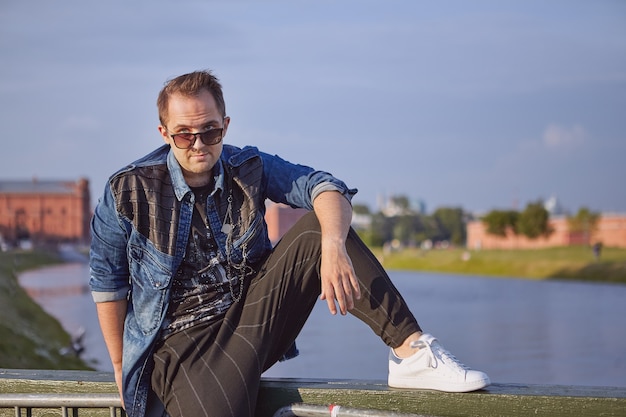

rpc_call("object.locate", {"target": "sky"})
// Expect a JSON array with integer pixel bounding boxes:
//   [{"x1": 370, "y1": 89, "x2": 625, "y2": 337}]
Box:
[{"x1": 1, "y1": 0, "x2": 625, "y2": 215}]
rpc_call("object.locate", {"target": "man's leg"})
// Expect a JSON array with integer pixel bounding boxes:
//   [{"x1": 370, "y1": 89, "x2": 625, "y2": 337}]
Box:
[
  {"x1": 252, "y1": 212, "x2": 423, "y2": 359},
  {"x1": 151, "y1": 211, "x2": 488, "y2": 417},
  {"x1": 343, "y1": 226, "x2": 422, "y2": 347},
  {"x1": 251, "y1": 213, "x2": 489, "y2": 393},
  {"x1": 151, "y1": 212, "x2": 323, "y2": 417},
  {"x1": 277, "y1": 213, "x2": 490, "y2": 393}
]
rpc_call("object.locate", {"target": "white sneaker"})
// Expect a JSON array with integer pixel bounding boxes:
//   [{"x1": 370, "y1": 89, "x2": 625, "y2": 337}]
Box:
[{"x1": 388, "y1": 333, "x2": 490, "y2": 392}]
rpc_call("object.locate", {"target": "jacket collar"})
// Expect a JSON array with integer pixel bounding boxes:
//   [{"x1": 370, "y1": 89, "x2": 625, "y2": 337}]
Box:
[{"x1": 167, "y1": 148, "x2": 225, "y2": 201}]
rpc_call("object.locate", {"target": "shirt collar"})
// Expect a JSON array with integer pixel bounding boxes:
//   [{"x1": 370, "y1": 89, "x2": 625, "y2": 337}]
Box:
[{"x1": 167, "y1": 149, "x2": 225, "y2": 201}]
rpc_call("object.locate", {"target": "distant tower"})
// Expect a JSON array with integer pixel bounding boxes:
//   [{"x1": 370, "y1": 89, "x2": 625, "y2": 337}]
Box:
[
  {"x1": 376, "y1": 193, "x2": 385, "y2": 212},
  {"x1": 414, "y1": 198, "x2": 426, "y2": 214},
  {"x1": 544, "y1": 195, "x2": 565, "y2": 216}
]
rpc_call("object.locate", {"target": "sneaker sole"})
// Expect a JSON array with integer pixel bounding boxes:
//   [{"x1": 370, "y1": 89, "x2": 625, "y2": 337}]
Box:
[{"x1": 388, "y1": 375, "x2": 491, "y2": 393}]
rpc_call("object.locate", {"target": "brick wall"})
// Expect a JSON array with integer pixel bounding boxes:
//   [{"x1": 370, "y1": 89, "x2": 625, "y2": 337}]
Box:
[
  {"x1": 0, "y1": 179, "x2": 91, "y2": 244},
  {"x1": 467, "y1": 214, "x2": 626, "y2": 249},
  {"x1": 264, "y1": 202, "x2": 308, "y2": 245}
]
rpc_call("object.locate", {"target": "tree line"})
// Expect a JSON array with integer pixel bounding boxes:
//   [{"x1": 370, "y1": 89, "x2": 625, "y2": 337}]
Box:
[
  {"x1": 353, "y1": 196, "x2": 600, "y2": 248},
  {"x1": 353, "y1": 197, "x2": 467, "y2": 248}
]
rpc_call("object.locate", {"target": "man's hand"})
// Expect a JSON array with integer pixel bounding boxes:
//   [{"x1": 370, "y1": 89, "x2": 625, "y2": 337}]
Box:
[
  {"x1": 319, "y1": 237, "x2": 361, "y2": 315},
  {"x1": 313, "y1": 190, "x2": 361, "y2": 315}
]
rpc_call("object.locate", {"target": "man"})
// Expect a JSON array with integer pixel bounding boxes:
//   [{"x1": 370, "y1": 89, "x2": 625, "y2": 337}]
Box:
[{"x1": 89, "y1": 70, "x2": 489, "y2": 417}]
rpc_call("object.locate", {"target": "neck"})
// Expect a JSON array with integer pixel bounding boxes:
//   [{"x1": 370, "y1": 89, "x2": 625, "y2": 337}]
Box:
[{"x1": 184, "y1": 172, "x2": 211, "y2": 188}]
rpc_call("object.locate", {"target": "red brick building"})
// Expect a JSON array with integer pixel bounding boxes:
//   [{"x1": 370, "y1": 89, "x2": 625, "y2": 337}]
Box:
[
  {"x1": 264, "y1": 202, "x2": 308, "y2": 245},
  {"x1": 0, "y1": 178, "x2": 91, "y2": 245},
  {"x1": 466, "y1": 213, "x2": 626, "y2": 249}
]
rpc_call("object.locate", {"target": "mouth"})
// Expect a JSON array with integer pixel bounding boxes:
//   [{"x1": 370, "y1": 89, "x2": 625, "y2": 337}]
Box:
[{"x1": 191, "y1": 152, "x2": 209, "y2": 159}]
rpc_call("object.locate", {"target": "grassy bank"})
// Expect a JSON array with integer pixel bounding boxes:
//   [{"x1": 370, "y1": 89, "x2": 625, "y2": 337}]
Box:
[
  {"x1": 0, "y1": 250, "x2": 90, "y2": 370},
  {"x1": 373, "y1": 245, "x2": 626, "y2": 284}
]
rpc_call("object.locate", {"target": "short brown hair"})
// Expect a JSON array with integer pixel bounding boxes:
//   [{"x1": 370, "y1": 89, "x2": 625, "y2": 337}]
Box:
[{"x1": 157, "y1": 70, "x2": 226, "y2": 126}]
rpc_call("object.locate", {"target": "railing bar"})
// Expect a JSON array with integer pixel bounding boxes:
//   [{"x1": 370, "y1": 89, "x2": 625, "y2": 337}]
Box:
[
  {"x1": 110, "y1": 406, "x2": 127, "y2": 417},
  {"x1": 1, "y1": 394, "x2": 126, "y2": 417},
  {"x1": 0, "y1": 393, "x2": 122, "y2": 408},
  {"x1": 5, "y1": 405, "x2": 127, "y2": 417}
]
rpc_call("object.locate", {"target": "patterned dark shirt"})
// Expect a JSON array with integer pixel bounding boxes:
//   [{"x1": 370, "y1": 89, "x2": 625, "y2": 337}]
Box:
[{"x1": 160, "y1": 185, "x2": 238, "y2": 339}]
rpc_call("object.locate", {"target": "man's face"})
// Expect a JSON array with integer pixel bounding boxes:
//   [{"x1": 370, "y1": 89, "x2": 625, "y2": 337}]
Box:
[{"x1": 158, "y1": 89, "x2": 229, "y2": 187}]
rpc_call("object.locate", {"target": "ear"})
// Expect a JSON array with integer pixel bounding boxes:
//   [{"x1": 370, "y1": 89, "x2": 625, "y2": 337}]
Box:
[
  {"x1": 222, "y1": 116, "x2": 231, "y2": 137},
  {"x1": 158, "y1": 125, "x2": 171, "y2": 145}
]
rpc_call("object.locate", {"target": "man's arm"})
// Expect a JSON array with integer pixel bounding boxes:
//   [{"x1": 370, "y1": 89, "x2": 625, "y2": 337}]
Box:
[
  {"x1": 95, "y1": 299, "x2": 127, "y2": 408},
  {"x1": 313, "y1": 190, "x2": 362, "y2": 315}
]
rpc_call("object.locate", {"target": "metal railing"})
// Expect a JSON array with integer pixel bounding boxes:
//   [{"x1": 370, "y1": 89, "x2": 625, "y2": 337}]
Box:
[
  {"x1": 272, "y1": 404, "x2": 433, "y2": 417},
  {"x1": 0, "y1": 393, "x2": 125, "y2": 417},
  {"x1": 0, "y1": 395, "x2": 431, "y2": 417}
]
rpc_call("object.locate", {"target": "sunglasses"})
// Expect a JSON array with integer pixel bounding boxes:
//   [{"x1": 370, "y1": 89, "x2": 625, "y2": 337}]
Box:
[{"x1": 167, "y1": 128, "x2": 224, "y2": 149}]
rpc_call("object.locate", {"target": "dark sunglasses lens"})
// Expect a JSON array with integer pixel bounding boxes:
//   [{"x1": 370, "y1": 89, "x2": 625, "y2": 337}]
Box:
[
  {"x1": 199, "y1": 129, "x2": 222, "y2": 145},
  {"x1": 173, "y1": 134, "x2": 194, "y2": 149}
]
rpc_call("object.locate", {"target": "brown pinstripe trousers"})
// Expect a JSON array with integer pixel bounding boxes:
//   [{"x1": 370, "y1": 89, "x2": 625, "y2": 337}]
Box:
[{"x1": 151, "y1": 212, "x2": 421, "y2": 417}]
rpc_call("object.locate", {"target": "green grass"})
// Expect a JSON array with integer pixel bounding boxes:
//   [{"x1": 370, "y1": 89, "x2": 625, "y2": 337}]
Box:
[
  {"x1": 0, "y1": 250, "x2": 90, "y2": 369},
  {"x1": 372, "y1": 245, "x2": 626, "y2": 284}
]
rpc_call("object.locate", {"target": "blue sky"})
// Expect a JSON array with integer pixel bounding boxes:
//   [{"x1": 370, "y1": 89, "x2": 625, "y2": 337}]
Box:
[{"x1": 1, "y1": 0, "x2": 625, "y2": 214}]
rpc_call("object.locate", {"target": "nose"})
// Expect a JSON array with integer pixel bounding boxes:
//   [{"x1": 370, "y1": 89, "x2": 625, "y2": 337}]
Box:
[{"x1": 190, "y1": 133, "x2": 203, "y2": 150}]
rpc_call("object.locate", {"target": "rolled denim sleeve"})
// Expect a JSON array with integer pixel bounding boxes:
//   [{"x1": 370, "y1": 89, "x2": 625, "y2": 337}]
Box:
[
  {"x1": 310, "y1": 181, "x2": 356, "y2": 203},
  {"x1": 260, "y1": 151, "x2": 357, "y2": 210},
  {"x1": 89, "y1": 182, "x2": 131, "y2": 303}
]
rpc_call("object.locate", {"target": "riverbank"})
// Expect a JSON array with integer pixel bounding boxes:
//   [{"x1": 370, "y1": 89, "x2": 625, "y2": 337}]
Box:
[
  {"x1": 374, "y1": 245, "x2": 626, "y2": 284},
  {"x1": 0, "y1": 250, "x2": 90, "y2": 370}
]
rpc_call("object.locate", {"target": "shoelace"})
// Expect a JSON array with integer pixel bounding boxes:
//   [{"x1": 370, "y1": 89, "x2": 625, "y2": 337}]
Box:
[{"x1": 410, "y1": 339, "x2": 469, "y2": 374}]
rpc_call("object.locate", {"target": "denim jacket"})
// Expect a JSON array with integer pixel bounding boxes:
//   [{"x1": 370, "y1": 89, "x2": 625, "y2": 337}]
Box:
[{"x1": 89, "y1": 144, "x2": 356, "y2": 417}]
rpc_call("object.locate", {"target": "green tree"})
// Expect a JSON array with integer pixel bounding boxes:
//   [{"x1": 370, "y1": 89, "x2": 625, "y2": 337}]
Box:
[
  {"x1": 414, "y1": 214, "x2": 441, "y2": 244},
  {"x1": 390, "y1": 195, "x2": 411, "y2": 211},
  {"x1": 517, "y1": 201, "x2": 551, "y2": 239},
  {"x1": 482, "y1": 210, "x2": 519, "y2": 237},
  {"x1": 356, "y1": 228, "x2": 383, "y2": 247},
  {"x1": 370, "y1": 212, "x2": 394, "y2": 246},
  {"x1": 567, "y1": 207, "x2": 600, "y2": 243},
  {"x1": 352, "y1": 203, "x2": 371, "y2": 215},
  {"x1": 393, "y1": 215, "x2": 416, "y2": 245},
  {"x1": 433, "y1": 207, "x2": 466, "y2": 246},
  {"x1": 568, "y1": 207, "x2": 600, "y2": 233}
]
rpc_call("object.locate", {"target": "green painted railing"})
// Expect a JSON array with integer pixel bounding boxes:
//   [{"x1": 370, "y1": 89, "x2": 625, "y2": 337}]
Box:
[{"x1": 1, "y1": 369, "x2": 625, "y2": 417}]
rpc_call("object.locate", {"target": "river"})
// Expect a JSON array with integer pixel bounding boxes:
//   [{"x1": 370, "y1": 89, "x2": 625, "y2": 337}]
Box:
[{"x1": 18, "y1": 261, "x2": 626, "y2": 388}]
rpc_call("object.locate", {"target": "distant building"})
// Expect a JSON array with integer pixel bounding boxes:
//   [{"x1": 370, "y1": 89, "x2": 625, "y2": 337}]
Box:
[
  {"x1": 467, "y1": 213, "x2": 626, "y2": 249},
  {"x1": 377, "y1": 194, "x2": 417, "y2": 217},
  {"x1": 351, "y1": 212, "x2": 372, "y2": 231},
  {"x1": 264, "y1": 202, "x2": 308, "y2": 245},
  {"x1": 265, "y1": 201, "x2": 378, "y2": 245},
  {"x1": 544, "y1": 195, "x2": 566, "y2": 216},
  {"x1": 0, "y1": 178, "x2": 91, "y2": 245}
]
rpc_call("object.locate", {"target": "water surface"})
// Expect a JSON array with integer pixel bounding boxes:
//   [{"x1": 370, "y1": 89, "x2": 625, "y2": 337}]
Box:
[{"x1": 19, "y1": 264, "x2": 626, "y2": 387}]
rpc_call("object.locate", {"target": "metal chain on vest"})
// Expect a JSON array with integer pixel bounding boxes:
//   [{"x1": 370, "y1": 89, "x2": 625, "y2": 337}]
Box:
[{"x1": 222, "y1": 185, "x2": 250, "y2": 303}]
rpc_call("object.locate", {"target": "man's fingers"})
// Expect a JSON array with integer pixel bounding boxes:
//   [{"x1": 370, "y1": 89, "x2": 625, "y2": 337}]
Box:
[
  {"x1": 335, "y1": 278, "x2": 351, "y2": 315},
  {"x1": 321, "y1": 270, "x2": 361, "y2": 316},
  {"x1": 320, "y1": 284, "x2": 338, "y2": 315},
  {"x1": 351, "y1": 274, "x2": 362, "y2": 300}
]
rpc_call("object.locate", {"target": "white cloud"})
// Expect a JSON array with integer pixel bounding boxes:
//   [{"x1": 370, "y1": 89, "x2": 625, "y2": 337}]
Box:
[{"x1": 542, "y1": 124, "x2": 586, "y2": 149}]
